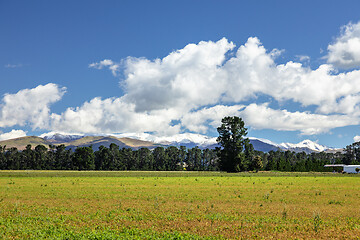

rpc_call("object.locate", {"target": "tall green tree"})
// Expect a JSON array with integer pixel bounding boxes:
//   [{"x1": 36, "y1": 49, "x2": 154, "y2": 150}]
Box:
[
  {"x1": 216, "y1": 116, "x2": 249, "y2": 172},
  {"x1": 179, "y1": 146, "x2": 187, "y2": 170},
  {"x1": 153, "y1": 147, "x2": 167, "y2": 171},
  {"x1": 252, "y1": 155, "x2": 263, "y2": 172},
  {"x1": 186, "y1": 147, "x2": 202, "y2": 171},
  {"x1": 265, "y1": 151, "x2": 277, "y2": 171},
  {"x1": 54, "y1": 144, "x2": 72, "y2": 170},
  {"x1": 137, "y1": 147, "x2": 154, "y2": 170},
  {"x1": 95, "y1": 145, "x2": 111, "y2": 170},
  {"x1": 72, "y1": 146, "x2": 95, "y2": 170},
  {"x1": 109, "y1": 143, "x2": 121, "y2": 170},
  {"x1": 202, "y1": 148, "x2": 215, "y2": 171},
  {"x1": 0, "y1": 145, "x2": 6, "y2": 169},
  {"x1": 34, "y1": 145, "x2": 48, "y2": 170},
  {"x1": 5, "y1": 147, "x2": 20, "y2": 170},
  {"x1": 165, "y1": 146, "x2": 180, "y2": 170},
  {"x1": 22, "y1": 144, "x2": 34, "y2": 169},
  {"x1": 119, "y1": 148, "x2": 133, "y2": 170},
  {"x1": 244, "y1": 138, "x2": 254, "y2": 171}
]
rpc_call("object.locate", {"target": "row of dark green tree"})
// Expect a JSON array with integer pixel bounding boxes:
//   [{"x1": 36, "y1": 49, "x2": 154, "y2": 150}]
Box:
[
  {"x1": 0, "y1": 116, "x2": 358, "y2": 172},
  {"x1": 0, "y1": 144, "x2": 220, "y2": 171},
  {"x1": 0, "y1": 142, "x2": 354, "y2": 172}
]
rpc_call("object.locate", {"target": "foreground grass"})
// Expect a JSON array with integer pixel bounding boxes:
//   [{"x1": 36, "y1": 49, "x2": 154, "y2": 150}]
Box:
[{"x1": 0, "y1": 171, "x2": 360, "y2": 239}]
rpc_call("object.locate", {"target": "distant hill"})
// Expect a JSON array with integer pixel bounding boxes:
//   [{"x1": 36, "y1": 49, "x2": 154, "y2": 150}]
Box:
[
  {"x1": 119, "y1": 137, "x2": 156, "y2": 148},
  {"x1": 0, "y1": 136, "x2": 51, "y2": 150},
  {"x1": 63, "y1": 136, "x2": 124, "y2": 150},
  {"x1": 63, "y1": 136, "x2": 158, "y2": 150},
  {"x1": 0, "y1": 135, "x2": 157, "y2": 151},
  {"x1": 249, "y1": 139, "x2": 281, "y2": 152}
]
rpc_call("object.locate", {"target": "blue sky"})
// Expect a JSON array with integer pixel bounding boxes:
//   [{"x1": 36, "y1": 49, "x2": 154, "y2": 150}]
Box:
[{"x1": 1, "y1": 0, "x2": 360, "y2": 148}]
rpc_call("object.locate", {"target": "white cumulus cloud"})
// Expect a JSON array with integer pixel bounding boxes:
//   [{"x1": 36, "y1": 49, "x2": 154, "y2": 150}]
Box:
[
  {"x1": 121, "y1": 38, "x2": 235, "y2": 112},
  {"x1": 50, "y1": 97, "x2": 181, "y2": 136},
  {"x1": 181, "y1": 105, "x2": 245, "y2": 133},
  {"x1": 240, "y1": 103, "x2": 358, "y2": 135},
  {"x1": 89, "y1": 59, "x2": 120, "y2": 76},
  {"x1": 295, "y1": 55, "x2": 310, "y2": 62},
  {"x1": 0, "y1": 83, "x2": 66, "y2": 129},
  {"x1": 0, "y1": 129, "x2": 27, "y2": 141},
  {"x1": 327, "y1": 21, "x2": 360, "y2": 69}
]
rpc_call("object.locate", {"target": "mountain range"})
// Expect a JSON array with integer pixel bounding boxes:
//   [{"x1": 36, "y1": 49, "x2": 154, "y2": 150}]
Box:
[{"x1": 0, "y1": 133, "x2": 342, "y2": 153}]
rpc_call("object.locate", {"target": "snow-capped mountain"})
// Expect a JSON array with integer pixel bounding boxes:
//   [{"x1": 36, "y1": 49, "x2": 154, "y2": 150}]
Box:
[
  {"x1": 37, "y1": 132, "x2": 340, "y2": 153},
  {"x1": 114, "y1": 133, "x2": 338, "y2": 153},
  {"x1": 112, "y1": 132, "x2": 217, "y2": 148},
  {"x1": 40, "y1": 132, "x2": 84, "y2": 143},
  {"x1": 154, "y1": 133, "x2": 218, "y2": 148},
  {"x1": 279, "y1": 139, "x2": 330, "y2": 152},
  {"x1": 247, "y1": 137, "x2": 340, "y2": 153},
  {"x1": 248, "y1": 137, "x2": 281, "y2": 152},
  {"x1": 116, "y1": 133, "x2": 339, "y2": 153}
]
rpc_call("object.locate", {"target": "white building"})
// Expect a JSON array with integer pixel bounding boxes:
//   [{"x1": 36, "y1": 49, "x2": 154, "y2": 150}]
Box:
[
  {"x1": 324, "y1": 164, "x2": 360, "y2": 173},
  {"x1": 343, "y1": 165, "x2": 360, "y2": 173}
]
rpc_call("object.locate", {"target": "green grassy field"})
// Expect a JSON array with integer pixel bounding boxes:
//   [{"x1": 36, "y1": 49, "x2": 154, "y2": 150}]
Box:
[{"x1": 1, "y1": 171, "x2": 360, "y2": 239}]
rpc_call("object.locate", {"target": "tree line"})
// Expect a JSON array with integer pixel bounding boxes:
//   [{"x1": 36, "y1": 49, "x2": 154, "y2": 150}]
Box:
[
  {"x1": 0, "y1": 144, "x2": 219, "y2": 171},
  {"x1": 0, "y1": 142, "x2": 354, "y2": 172}
]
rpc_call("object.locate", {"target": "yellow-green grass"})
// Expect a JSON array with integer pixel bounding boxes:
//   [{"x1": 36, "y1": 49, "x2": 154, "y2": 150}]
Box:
[{"x1": 0, "y1": 171, "x2": 360, "y2": 239}]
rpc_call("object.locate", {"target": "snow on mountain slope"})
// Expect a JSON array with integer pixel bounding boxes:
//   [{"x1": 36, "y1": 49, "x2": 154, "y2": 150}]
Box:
[
  {"x1": 279, "y1": 139, "x2": 330, "y2": 152},
  {"x1": 112, "y1": 132, "x2": 217, "y2": 147},
  {"x1": 40, "y1": 132, "x2": 84, "y2": 143},
  {"x1": 248, "y1": 137, "x2": 280, "y2": 147},
  {"x1": 38, "y1": 132, "x2": 339, "y2": 153},
  {"x1": 155, "y1": 133, "x2": 217, "y2": 146},
  {"x1": 114, "y1": 134, "x2": 336, "y2": 152},
  {"x1": 248, "y1": 137, "x2": 281, "y2": 152}
]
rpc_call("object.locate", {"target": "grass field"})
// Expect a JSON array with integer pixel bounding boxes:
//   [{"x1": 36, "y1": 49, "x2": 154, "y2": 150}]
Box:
[{"x1": 1, "y1": 171, "x2": 360, "y2": 239}]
